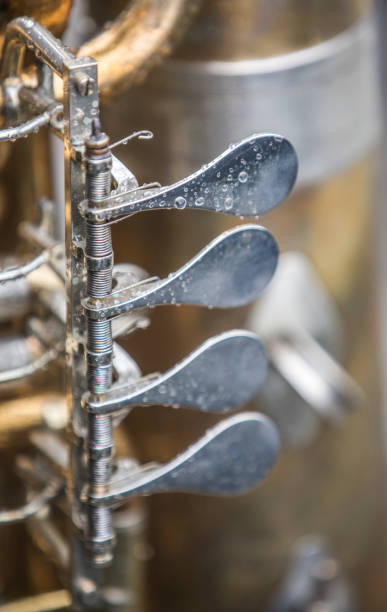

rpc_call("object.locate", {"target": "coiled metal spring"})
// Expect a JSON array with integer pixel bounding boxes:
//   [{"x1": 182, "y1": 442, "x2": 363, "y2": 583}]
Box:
[{"x1": 87, "y1": 171, "x2": 111, "y2": 204}]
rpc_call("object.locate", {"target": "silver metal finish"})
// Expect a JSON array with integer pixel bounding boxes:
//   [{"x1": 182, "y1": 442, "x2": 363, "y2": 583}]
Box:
[
  {"x1": 0, "y1": 477, "x2": 63, "y2": 525},
  {"x1": 0, "y1": 17, "x2": 67, "y2": 142},
  {"x1": 1, "y1": 17, "x2": 73, "y2": 78},
  {"x1": 0, "y1": 344, "x2": 59, "y2": 383},
  {"x1": 0, "y1": 334, "x2": 33, "y2": 372},
  {"x1": 267, "y1": 537, "x2": 356, "y2": 612},
  {"x1": 88, "y1": 412, "x2": 280, "y2": 506},
  {"x1": 0, "y1": 251, "x2": 49, "y2": 282},
  {"x1": 136, "y1": 13, "x2": 380, "y2": 186},
  {"x1": 0, "y1": 104, "x2": 61, "y2": 142},
  {"x1": 268, "y1": 334, "x2": 363, "y2": 422},
  {"x1": 247, "y1": 253, "x2": 363, "y2": 446},
  {"x1": 0, "y1": 209, "x2": 65, "y2": 283},
  {"x1": 83, "y1": 121, "x2": 116, "y2": 566},
  {"x1": 84, "y1": 225, "x2": 279, "y2": 320},
  {"x1": 0, "y1": 244, "x2": 64, "y2": 283},
  {"x1": 85, "y1": 330, "x2": 267, "y2": 416},
  {"x1": 0, "y1": 16, "x2": 296, "y2": 607},
  {"x1": 0, "y1": 267, "x2": 30, "y2": 319},
  {"x1": 79, "y1": 133, "x2": 298, "y2": 222}
]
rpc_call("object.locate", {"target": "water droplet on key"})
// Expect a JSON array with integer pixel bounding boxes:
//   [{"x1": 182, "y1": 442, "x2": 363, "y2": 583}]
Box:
[
  {"x1": 174, "y1": 196, "x2": 186, "y2": 210},
  {"x1": 195, "y1": 197, "x2": 204, "y2": 207},
  {"x1": 238, "y1": 171, "x2": 248, "y2": 183}
]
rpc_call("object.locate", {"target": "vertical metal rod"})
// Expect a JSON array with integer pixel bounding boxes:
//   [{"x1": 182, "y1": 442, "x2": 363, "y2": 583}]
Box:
[
  {"x1": 85, "y1": 119, "x2": 115, "y2": 566},
  {"x1": 63, "y1": 56, "x2": 109, "y2": 607}
]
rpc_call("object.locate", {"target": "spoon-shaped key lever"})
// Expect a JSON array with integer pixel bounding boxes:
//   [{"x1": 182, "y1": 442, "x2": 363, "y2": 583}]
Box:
[
  {"x1": 85, "y1": 330, "x2": 267, "y2": 415},
  {"x1": 84, "y1": 225, "x2": 279, "y2": 320},
  {"x1": 80, "y1": 133, "x2": 298, "y2": 222},
  {"x1": 88, "y1": 412, "x2": 280, "y2": 507}
]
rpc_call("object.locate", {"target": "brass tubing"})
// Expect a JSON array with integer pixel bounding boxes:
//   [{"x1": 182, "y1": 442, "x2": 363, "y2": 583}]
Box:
[
  {"x1": 0, "y1": 1, "x2": 202, "y2": 97},
  {"x1": 0, "y1": 394, "x2": 66, "y2": 446},
  {"x1": 0, "y1": 590, "x2": 71, "y2": 612},
  {"x1": 79, "y1": 0, "x2": 202, "y2": 96}
]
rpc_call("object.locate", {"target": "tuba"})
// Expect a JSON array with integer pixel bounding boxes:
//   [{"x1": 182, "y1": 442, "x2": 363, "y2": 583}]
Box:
[{"x1": 0, "y1": 2, "x2": 384, "y2": 611}]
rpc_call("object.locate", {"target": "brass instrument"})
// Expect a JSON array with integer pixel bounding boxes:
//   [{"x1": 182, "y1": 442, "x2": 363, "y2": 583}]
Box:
[{"x1": 0, "y1": 2, "x2": 384, "y2": 612}]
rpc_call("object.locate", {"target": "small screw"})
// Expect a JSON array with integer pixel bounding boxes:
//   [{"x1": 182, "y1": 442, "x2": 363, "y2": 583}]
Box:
[{"x1": 75, "y1": 73, "x2": 95, "y2": 96}]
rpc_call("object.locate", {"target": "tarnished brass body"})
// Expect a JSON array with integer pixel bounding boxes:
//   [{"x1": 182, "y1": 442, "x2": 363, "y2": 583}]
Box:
[
  {"x1": 0, "y1": 1, "x2": 72, "y2": 40},
  {"x1": 81, "y1": 0, "x2": 201, "y2": 97},
  {"x1": 0, "y1": 0, "x2": 201, "y2": 97}
]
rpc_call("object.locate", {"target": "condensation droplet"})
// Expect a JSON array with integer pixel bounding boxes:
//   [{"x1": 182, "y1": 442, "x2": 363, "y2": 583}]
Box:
[
  {"x1": 238, "y1": 171, "x2": 248, "y2": 183},
  {"x1": 195, "y1": 197, "x2": 204, "y2": 207},
  {"x1": 225, "y1": 197, "x2": 233, "y2": 210},
  {"x1": 174, "y1": 196, "x2": 186, "y2": 210}
]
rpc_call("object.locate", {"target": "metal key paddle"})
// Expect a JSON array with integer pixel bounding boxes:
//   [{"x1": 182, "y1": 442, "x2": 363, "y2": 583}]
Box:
[
  {"x1": 84, "y1": 224, "x2": 279, "y2": 320},
  {"x1": 81, "y1": 133, "x2": 298, "y2": 222},
  {"x1": 85, "y1": 330, "x2": 267, "y2": 415},
  {"x1": 88, "y1": 412, "x2": 280, "y2": 506}
]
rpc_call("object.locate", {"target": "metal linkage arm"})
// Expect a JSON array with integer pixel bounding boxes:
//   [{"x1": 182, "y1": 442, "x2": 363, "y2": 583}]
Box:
[
  {"x1": 1, "y1": 16, "x2": 73, "y2": 79},
  {"x1": 0, "y1": 17, "x2": 70, "y2": 142},
  {"x1": 0, "y1": 108, "x2": 58, "y2": 142}
]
